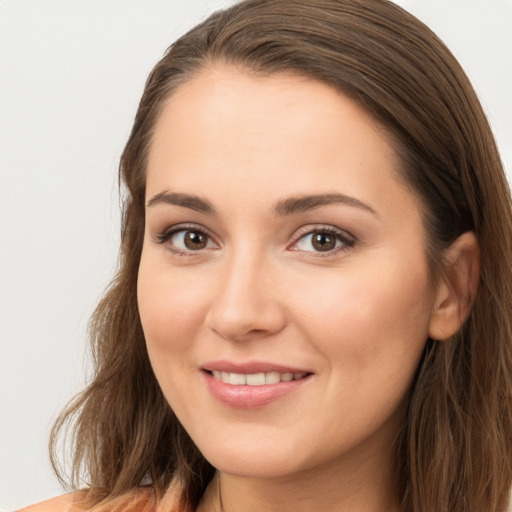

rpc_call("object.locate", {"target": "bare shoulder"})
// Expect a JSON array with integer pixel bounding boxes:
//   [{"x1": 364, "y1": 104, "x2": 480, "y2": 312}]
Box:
[{"x1": 17, "y1": 492, "x2": 88, "y2": 512}]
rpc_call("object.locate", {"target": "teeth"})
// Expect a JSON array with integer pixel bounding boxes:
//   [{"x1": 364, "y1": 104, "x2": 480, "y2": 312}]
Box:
[
  {"x1": 230, "y1": 373, "x2": 246, "y2": 385},
  {"x1": 211, "y1": 371, "x2": 307, "y2": 385},
  {"x1": 246, "y1": 373, "x2": 265, "y2": 385},
  {"x1": 265, "y1": 371, "x2": 280, "y2": 384}
]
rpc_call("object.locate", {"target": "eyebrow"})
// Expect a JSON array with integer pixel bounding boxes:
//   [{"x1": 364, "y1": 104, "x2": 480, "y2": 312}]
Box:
[
  {"x1": 146, "y1": 190, "x2": 378, "y2": 218},
  {"x1": 273, "y1": 193, "x2": 379, "y2": 218},
  {"x1": 146, "y1": 191, "x2": 216, "y2": 214}
]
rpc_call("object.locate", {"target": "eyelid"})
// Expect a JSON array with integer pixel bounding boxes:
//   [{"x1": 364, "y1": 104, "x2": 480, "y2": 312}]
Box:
[
  {"x1": 152, "y1": 222, "x2": 356, "y2": 256},
  {"x1": 153, "y1": 223, "x2": 219, "y2": 253},
  {"x1": 288, "y1": 224, "x2": 357, "y2": 254}
]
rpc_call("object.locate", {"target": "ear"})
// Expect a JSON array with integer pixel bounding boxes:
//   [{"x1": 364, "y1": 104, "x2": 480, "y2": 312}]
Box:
[{"x1": 428, "y1": 231, "x2": 480, "y2": 341}]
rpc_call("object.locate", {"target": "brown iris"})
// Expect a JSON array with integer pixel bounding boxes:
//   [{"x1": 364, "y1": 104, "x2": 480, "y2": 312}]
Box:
[
  {"x1": 312, "y1": 232, "x2": 336, "y2": 251},
  {"x1": 184, "y1": 231, "x2": 208, "y2": 250}
]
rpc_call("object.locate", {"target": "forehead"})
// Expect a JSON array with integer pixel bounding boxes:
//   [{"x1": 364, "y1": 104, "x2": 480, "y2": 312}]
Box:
[
  {"x1": 146, "y1": 65, "x2": 417, "y2": 221},
  {"x1": 151, "y1": 66, "x2": 392, "y2": 154}
]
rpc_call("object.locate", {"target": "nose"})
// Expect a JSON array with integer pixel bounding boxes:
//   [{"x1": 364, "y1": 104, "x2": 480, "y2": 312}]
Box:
[{"x1": 205, "y1": 250, "x2": 287, "y2": 342}]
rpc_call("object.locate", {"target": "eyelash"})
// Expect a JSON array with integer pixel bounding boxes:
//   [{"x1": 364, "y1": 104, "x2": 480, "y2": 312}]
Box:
[
  {"x1": 154, "y1": 224, "x2": 357, "y2": 257},
  {"x1": 154, "y1": 224, "x2": 217, "y2": 256},
  {"x1": 289, "y1": 225, "x2": 356, "y2": 256}
]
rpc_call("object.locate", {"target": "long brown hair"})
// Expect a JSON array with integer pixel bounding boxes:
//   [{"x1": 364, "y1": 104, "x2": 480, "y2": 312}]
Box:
[{"x1": 50, "y1": 1, "x2": 512, "y2": 510}]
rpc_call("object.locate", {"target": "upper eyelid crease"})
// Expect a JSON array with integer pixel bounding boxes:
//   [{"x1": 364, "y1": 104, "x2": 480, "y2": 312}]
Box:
[
  {"x1": 292, "y1": 226, "x2": 356, "y2": 246},
  {"x1": 155, "y1": 224, "x2": 214, "y2": 241}
]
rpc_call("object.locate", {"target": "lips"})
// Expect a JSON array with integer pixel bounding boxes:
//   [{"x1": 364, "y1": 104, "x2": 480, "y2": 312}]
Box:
[
  {"x1": 203, "y1": 360, "x2": 310, "y2": 374},
  {"x1": 202, "y1": 361, "x2": 312, "y2": 408}
]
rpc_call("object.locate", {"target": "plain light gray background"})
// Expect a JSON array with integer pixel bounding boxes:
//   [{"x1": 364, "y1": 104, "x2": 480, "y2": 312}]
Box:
[{"x1": 1, "y1": 1, "x2": 511, "y2": 510}]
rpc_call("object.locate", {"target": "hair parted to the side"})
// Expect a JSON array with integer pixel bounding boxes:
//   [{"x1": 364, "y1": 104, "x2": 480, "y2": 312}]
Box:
[{"x1": 50, "y1": 1, "x2": 512, "y2": 511}]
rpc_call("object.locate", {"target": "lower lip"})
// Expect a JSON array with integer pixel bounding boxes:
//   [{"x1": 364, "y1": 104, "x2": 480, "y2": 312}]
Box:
[{"x1": 203, "y1": 371, "x2": 311, "y2": 408}]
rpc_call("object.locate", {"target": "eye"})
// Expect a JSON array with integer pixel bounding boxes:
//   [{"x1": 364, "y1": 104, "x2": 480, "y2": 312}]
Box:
[
  {"x1": 155, "y1": 226, "x2": 217, "y2": 254},
  {"x1": 292, "y1": 227, "x2": 355, "y2": 254},
  {"x1": 172, "y1": 229, "x2": 211, "y2": 250}
]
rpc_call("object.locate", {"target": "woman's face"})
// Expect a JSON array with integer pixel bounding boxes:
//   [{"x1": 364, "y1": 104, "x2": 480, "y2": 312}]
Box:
[{"x1": 138, "y1": 66, "x2": 438, "y2": 480}]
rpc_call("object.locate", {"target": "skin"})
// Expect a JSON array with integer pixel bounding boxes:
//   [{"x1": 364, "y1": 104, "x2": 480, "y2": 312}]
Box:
[{"x1": 136, "y1": 65, "x2": 473, "y2": 512}]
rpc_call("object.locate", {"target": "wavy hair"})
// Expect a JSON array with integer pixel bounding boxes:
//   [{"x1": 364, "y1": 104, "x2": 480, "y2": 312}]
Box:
[{"x1": 50, "y1": 1, "x2": 512, "y2": 510}]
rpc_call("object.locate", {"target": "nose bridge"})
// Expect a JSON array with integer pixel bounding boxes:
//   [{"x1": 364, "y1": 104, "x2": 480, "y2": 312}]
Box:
[{"x1": 206, "y1": 243, "x2": 285, "y2": 341}]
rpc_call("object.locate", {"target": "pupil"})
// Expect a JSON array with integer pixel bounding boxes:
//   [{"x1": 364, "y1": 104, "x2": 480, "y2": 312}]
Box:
[
  {"x1": 312, "y1": 232, "x2": 335, "y2": 251},
  {"x1": 185, "y1": 231, "x2": 206, "y2": 250}
]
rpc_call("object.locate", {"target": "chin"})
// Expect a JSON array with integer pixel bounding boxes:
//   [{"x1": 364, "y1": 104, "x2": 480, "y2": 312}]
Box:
[
  {"x1": 192, "y1": 431, "x2": 314, "y2": 479},
  {"x1": 205, "y1": 452, "x2": 299, "y2": 479}
]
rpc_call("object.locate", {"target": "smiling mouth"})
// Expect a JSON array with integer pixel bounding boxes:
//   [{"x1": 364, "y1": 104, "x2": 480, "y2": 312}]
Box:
[
  {"x1": 203, "y1": 367, "x2": 312, "y2": 407},
  {"x1": 206, "y1": 370, "x2": 309, "y2": 386}
]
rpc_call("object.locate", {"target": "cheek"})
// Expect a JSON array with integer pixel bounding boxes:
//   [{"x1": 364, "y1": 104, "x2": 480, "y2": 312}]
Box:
[
  {"x1": 137, "y1": 257, "x2": 208, "y2": 358},
  {"x1": 289, "y1": 256, "x2": 433, "y2": 374},
  {"x1": 137, "y1": 258, "x2": 212, "y2": 411},
  {"x1": 286, "y1": 258, "x2": 433, "y2": 452}
]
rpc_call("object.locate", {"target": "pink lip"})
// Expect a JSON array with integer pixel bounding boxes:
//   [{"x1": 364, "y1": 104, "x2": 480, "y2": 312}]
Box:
[
  {"x1": 201, "y1": 361, "x2": 313, "y2": 409},
  {"x1": 202, "y1": 360, "x2": 310, "y2": 374}
]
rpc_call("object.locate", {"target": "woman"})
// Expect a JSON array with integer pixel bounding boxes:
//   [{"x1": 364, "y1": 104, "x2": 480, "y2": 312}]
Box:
[{"x1": 22, "y1": 0, "x2": 512, "y2": 511}]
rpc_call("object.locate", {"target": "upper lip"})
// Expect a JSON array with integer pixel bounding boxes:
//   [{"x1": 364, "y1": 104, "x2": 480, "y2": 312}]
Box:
[{"x1": 202, "y1": 360, "x2": 312, "y2": 375}]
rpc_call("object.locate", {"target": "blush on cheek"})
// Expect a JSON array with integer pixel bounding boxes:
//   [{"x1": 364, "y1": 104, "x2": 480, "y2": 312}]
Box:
[
  {"x1": 140, "y1": 303, "x2": 194, "y2": 354},
  {"x1": 298, "y1": 266, "x2": 431, "y2": 359},
  {"x1": 138, "y1": 265, "x2": 206, "y2": 352}
]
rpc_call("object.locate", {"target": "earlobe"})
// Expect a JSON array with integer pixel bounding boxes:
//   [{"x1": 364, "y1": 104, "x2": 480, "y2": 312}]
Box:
[{"x1": 428, "y1": 231, "x2": 480, "y2": 341}]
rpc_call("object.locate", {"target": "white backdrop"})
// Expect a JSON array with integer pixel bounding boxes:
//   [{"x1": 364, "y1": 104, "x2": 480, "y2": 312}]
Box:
[{"x1": 1, "y1": 1, "x2": 511, "y2": 510}]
